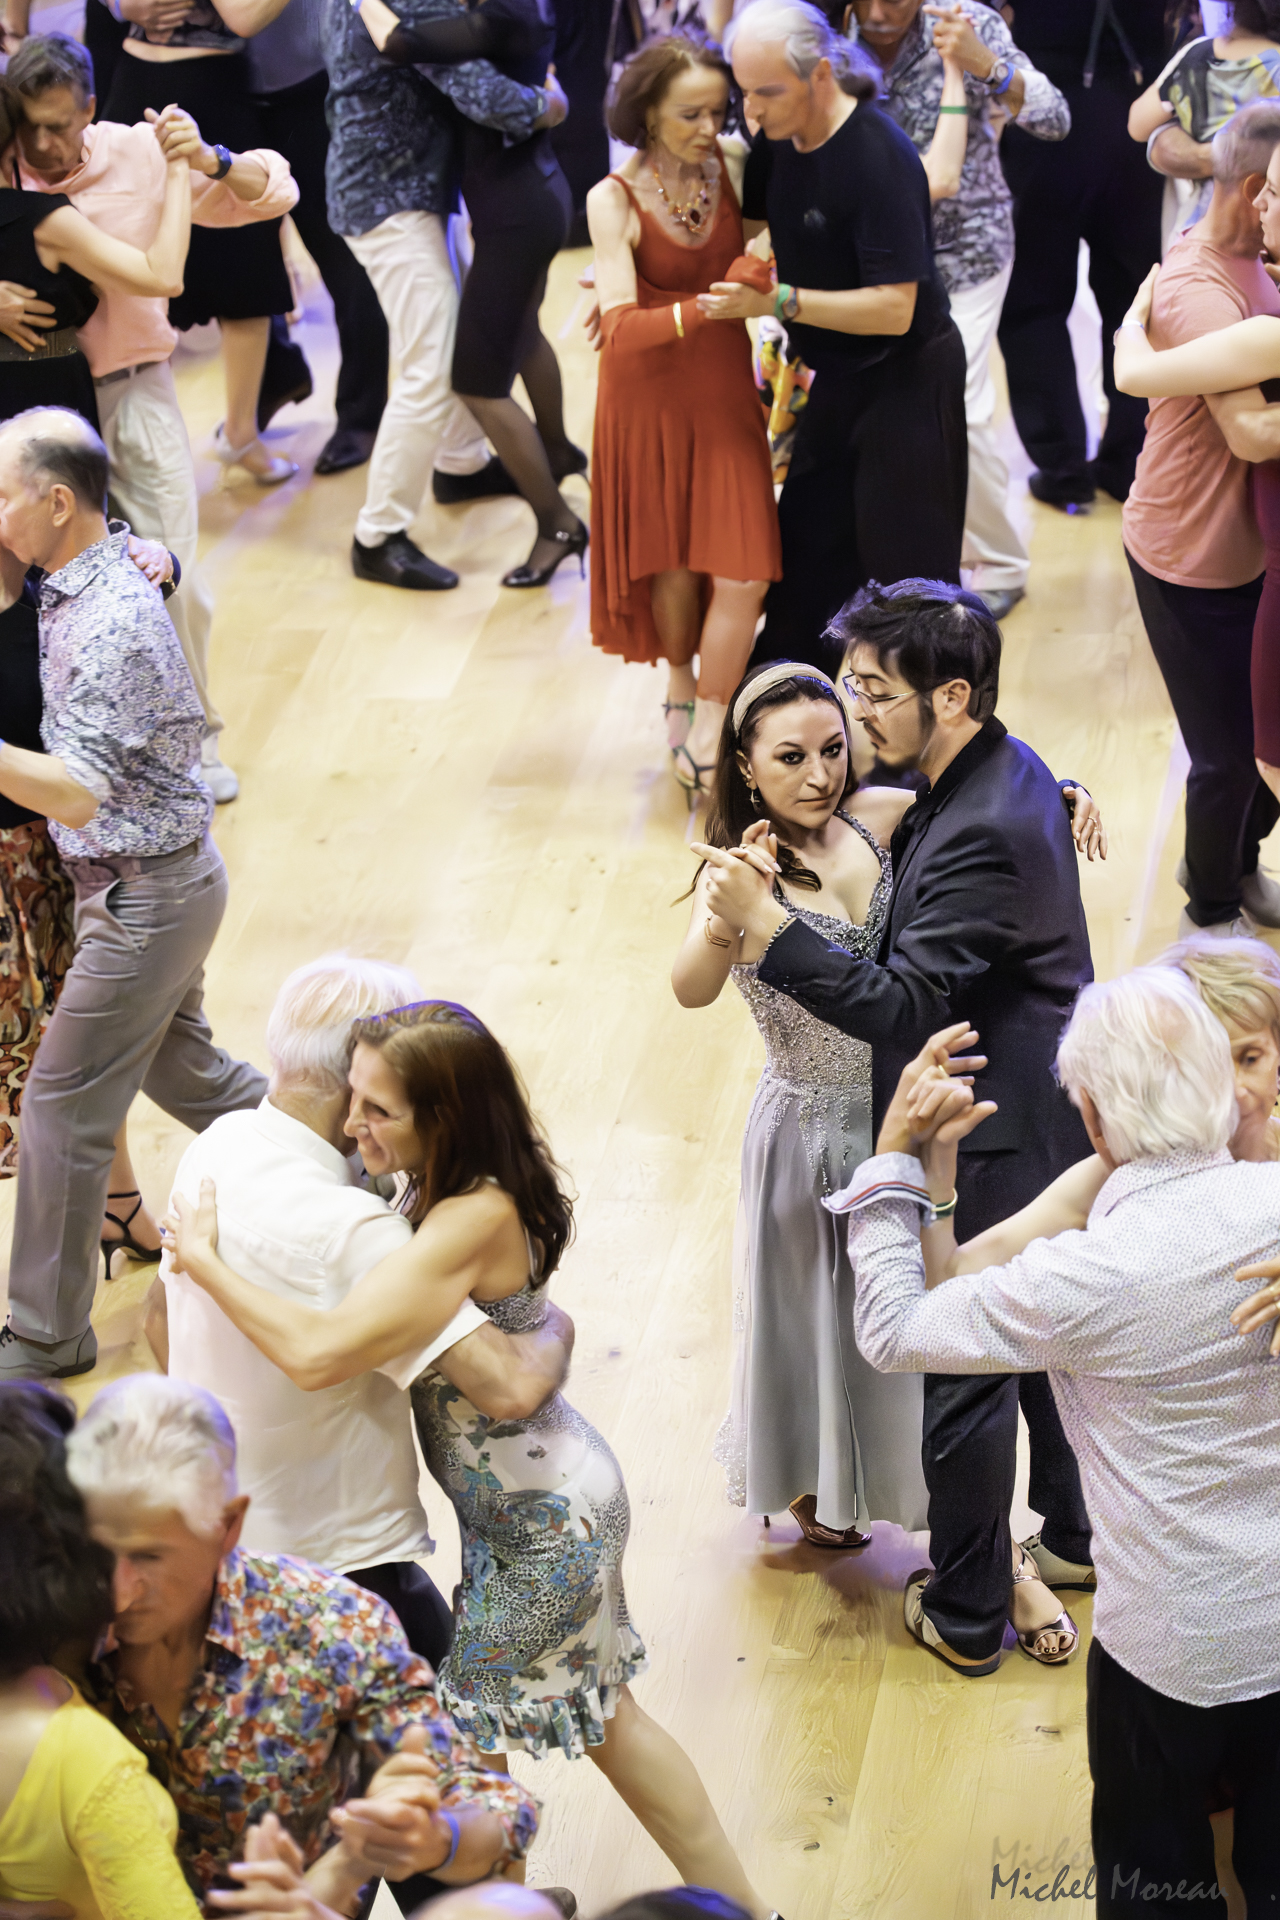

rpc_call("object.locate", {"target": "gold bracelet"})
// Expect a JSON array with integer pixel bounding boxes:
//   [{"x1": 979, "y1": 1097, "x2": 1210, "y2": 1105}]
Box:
[
  {"x1": 672, "y1": 302, "x2": 684, "y2": 339},
  {"x1": 703, "y1": 919, "x2": 732, "y2": 950}
]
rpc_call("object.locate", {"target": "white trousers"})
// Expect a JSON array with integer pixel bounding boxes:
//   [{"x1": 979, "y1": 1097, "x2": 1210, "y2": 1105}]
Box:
[
  {"x1": 948, "y1": 262, "x2": 1029, "y2": 595},
  {"x1": 346, "y1": 210, "x2": 488, "y2": 547},
  {"x1": 95, "y1": 359, "x2": 221, "y2": 732}
]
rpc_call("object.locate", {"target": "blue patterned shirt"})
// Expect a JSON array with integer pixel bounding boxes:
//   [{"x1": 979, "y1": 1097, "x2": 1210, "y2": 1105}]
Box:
[
  {"x1": 38, "y1": 525, "x2": 211, "y2": 861},
  {"x1": 323, "y1": 0, "x2": 545, "y2": 238}
]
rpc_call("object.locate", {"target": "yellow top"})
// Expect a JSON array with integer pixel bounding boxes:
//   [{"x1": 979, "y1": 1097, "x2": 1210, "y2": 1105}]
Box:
[{"x1": 0, "y1": 1685, "x2": 201, "y2": 1920}]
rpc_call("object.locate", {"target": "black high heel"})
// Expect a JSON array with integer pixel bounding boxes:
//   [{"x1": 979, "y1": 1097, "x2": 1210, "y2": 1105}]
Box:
[
  {"x1": 100, "y1": 1189, "x2": 161, "y2": 1279},
  {"x1": 548, "y1": 441, "x2": 590, "y2": 483},
  {"x1": 502, "y1": 519, "x2": 588, "y2": 589}
]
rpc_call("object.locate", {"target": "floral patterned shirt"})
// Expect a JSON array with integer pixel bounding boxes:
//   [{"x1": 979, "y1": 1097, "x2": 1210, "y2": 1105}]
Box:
[
  {"x1": 869, "y1": 5, "x2": 1070, "y2": 293},
  {"x1": 83, "y1": 1550, "x2": 539, "y2": 1896},
  {"x1": 323, "y1": 0, "x2": 545, "y2": 238},
  {"x1": 37, "y1": 525, "x2": 211, "y2": 860}
]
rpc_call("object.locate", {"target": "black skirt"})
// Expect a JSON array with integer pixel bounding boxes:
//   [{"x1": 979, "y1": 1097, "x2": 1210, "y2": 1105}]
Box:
[
  {"x1": 102, "y1": 50, "x2": 291, "y2": 327},
  {"x1": 452, "y1": 133, "x2": 572, "y2": 399},
  {"x1": 0, "y1": 349, "x2": 99, "y2": 431}
]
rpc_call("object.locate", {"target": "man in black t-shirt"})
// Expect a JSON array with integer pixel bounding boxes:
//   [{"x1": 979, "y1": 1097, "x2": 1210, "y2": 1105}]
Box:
[{"x1": 705, "y1": 0, "x2": 967, "y2": 669}]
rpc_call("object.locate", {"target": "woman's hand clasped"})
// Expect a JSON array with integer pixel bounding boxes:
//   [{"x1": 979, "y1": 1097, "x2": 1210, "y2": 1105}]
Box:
[
  {"x1": 1062, "y1": 786, "x2": 1109, "y2": 862},
  {"x1": 696, "y1": 279, "x2": 774, "y2": 322},
  {"x1": 1231, "y1": 1257, "x2": 1280, "y2": 1357},
  {"x1": 159, "y1": 1175, "x2": 221, "y2": 1282}
]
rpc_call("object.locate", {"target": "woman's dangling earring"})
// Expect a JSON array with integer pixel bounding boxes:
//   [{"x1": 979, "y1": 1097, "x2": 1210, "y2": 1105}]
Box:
[{"x1": 748, "y1": 783, "x2": 763, "y2": 814}]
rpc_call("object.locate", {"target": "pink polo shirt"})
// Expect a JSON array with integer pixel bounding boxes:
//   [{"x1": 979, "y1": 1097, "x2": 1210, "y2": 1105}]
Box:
[{"x1": 19, "y1": 121, "x2": 298, "y2": 379}]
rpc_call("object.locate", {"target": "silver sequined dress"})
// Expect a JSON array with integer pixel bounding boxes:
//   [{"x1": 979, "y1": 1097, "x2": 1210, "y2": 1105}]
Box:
[
  {"x1": 714, "y1": 812, "x2": 929, "y2": 1533},
  {"x1": 411, "y1": 1279, "x2": 647, "y2": 1758}
]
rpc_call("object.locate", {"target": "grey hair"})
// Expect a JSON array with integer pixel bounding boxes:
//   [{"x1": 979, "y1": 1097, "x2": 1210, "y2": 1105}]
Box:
[
  {"x1": 1212, "y1": 97, "x2": 1280, "y2": 184},
  {"x1": 266, "y1": 951, "x2": 424, "y2": 1098},
  {"x1": 7, "y1": 32, "x2": 95, "y2": 106},
  {"x1": 1056, "y1": 967, "x2": 1237, "y2": 1165},
  {"x1": 724, "y1": 0, "x2": 878, "y2": 96},
  {"x1": 66, "y1": 1375, "x2": 238, "y2": 1541},
  {"x1": 0, "y1": 407, "x2": 108, "y2": 514}
]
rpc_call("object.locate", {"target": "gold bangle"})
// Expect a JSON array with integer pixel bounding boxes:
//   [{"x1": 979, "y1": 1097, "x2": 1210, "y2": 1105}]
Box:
[{"x1": 672, "y1": 302, "x2": 684, "y2": 339}]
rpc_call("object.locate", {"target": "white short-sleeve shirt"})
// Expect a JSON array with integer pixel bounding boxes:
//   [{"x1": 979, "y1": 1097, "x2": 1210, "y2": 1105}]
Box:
[{"x1": 162, "y1": 1098, "x2": 486, "y2": 1573}]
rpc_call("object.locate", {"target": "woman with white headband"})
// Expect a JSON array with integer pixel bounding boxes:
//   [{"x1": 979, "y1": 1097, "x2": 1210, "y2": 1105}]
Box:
[{"x1": 671, "y1": 660, "x2": 929, "y2": 1548}]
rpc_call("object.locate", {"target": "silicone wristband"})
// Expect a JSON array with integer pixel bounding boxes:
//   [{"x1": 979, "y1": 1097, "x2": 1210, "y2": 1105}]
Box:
[
  {"x1": 937, "y1": 105, "x2": 969, "y2": 114},
  {"x1": 436, "y1": 1810, "x2": 461, "y2": 1872}
]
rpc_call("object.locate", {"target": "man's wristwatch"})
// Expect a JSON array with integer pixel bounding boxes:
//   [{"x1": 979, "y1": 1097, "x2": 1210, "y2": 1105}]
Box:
[
  {"x1": 209, "y1": 144, "x2": 233, "y2": 180},
  {"x1": 984, "y1": 56, "x2": 1014, "y2": 96}
]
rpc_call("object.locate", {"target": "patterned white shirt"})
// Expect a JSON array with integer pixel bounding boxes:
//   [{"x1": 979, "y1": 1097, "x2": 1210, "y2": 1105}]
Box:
[
  {"x1": 38, "y1": 525, "x2": 211, "y2": 860},
  {"x1": 869, "y1": 5, "x2": 1070, "y2": 294},
  {"x1": 836, "y1": 1148, "x2": 1280, "y2": 1708}
]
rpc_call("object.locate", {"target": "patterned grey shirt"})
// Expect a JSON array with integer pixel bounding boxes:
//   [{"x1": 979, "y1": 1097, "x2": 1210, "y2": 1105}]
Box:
[
  {"x1": 38, "y1": 526, "x2": 212, "y2": 860},
  {"x1": 836, "y1": 1148, "x2": 1280, "y2": 1709},
  {"x1": 868, "y1": 6, "x2": 1070, "y2": 294},
  {"x1": 323, "y1": 0, "x2": 545, "y2": 239}
]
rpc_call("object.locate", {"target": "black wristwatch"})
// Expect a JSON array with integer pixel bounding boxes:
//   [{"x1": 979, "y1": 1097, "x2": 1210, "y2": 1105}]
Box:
[{"x1": 210, "y1": 143, "x2": 233, "y2": 180}]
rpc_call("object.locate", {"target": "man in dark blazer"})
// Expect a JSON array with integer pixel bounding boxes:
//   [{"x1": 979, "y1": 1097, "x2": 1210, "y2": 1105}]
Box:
[{"x1": 696, "y1": 578, "x2": 1097, "y2": 1675}]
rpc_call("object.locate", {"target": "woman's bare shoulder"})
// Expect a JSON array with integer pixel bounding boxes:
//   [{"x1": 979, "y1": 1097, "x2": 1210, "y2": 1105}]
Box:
[{"x1": 846, "y1": 784, "x2": 916, "y2": 846}]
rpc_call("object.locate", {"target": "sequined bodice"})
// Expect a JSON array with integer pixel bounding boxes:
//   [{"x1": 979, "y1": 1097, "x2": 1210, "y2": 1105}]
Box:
[
  {"x1": 732, "y1": 812, "x2": 889, "y2": 1097},
  {"x1": 481, "y1": 1278, "x2": 549, "y2": 1334}
]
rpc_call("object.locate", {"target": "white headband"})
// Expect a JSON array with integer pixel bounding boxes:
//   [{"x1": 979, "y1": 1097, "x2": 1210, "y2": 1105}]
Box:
[{"x1": 731, "y1": 662, "x2": 840, "y2": 739}]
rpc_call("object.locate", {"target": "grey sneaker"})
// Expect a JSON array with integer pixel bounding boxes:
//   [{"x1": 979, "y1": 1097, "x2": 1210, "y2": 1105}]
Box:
[
  {"x1": 976, "y1": 587, "x2": 1026, "y2": 622},
  {"x1": 1241, "y1": 867, "x2": 1280, "y2": 928},
  {"x1": 0, "y1": 1320, "x2": 97, "y2": 1379},
  {"x1": 1176, "y1": 906, "x2": 1256, "y2": 941},
  {"x1": 1020, "y1": 1530, "x2": 1096, "y2": 1592}
]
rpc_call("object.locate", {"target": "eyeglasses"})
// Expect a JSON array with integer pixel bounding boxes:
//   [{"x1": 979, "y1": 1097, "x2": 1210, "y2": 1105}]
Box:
[{"x1": 842, "y1": 673, "x2": 916, "y2": 713}]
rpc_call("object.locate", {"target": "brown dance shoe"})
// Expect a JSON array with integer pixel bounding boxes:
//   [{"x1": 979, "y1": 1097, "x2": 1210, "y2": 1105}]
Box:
[{"x1": 788, "y1": 1493, "x2": 872, "y2": 1551}]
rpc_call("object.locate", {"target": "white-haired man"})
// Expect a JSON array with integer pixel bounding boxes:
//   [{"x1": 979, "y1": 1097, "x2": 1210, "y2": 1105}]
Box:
[
  {"x1": 66, "y1": 1374, "x2": 540, "y2": 1910},
  {"x1": 832, "y1": 967, "x2": 1280, "y2": 1913},
  {"x1": 159, "y1": 953, "x2": 573, "y2": 1670},
  {"x1": 704, "y1": 0, "x2": 967, "y2": 667},
  {"x1": 0, "y1": 408, "x2": 265, "y2": 1387}
]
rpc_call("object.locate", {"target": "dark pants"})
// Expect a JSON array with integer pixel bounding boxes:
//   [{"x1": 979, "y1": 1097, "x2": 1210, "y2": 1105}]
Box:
[
  {"x1": 922, "y1": 1142, "x2": 1093, "y2": 1661},
  {"x1": 85, "y1": 0, "x2": 129, "y2": 112},
  {"x1": 1126, "y1": 552, "x2": 1278, "y2": 926},
  {"x1": 1088, "y1": 1640, "x2": 1280, "y2": 1916},
  {"x1": 254, "y1": 70, "x2": 389, "y2": 437},
  {"x1": 348, "y1": 1557, "x2": 454, "y2": 1672},
  {"x1": 754, "y1": 322, "x2": 968, "y2": 671},
  {"x1": 999, "y1": 81, "x2": 1163, "y2": 495},
  {"x1": 550, "y1": 0, "x2": 612, "y2": 247}
]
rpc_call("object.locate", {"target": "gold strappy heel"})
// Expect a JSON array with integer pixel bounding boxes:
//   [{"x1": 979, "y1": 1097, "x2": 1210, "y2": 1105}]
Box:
[{"x1": 1011, "y1": 1544, "x2": 1079, "y2": 1665}]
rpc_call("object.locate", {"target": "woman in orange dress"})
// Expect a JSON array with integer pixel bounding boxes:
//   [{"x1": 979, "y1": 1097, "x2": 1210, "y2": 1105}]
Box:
[{"x1": 587, "y1": 35, "x2": 782, "y2": 796}]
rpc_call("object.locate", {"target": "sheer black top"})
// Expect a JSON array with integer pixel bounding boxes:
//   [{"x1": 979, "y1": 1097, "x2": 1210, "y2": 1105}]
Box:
[
  {"x1": 383, "y1": 0, "x2": 553, "y2": 91},
  {"x1": 0, "y1": 584, "x2": 46, "y2": 829}
]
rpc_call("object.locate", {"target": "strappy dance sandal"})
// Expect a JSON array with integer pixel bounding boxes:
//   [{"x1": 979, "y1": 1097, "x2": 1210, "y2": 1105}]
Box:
[
  {"x1": 671, "y1": 741, "x2": 716, "y2": 807},
  {"x1": 1010, "y1": 1545, "x2": 1079, "y2": 1665},
  {"x1": 788, "y1": 1493, "x2": 871, "y2": 1551},
  {"x1": 903, "y1": 1569, "x2": 1002, "y2": 1677},
  {"x1": 214, "y1": 424, "x2": 298, "y2": 486},
  {"x1": 1020, "y1": 1529, "x2": 1096, "y2": 1592},
  {"x1": 100, "y1": 1190, "x2": 161, "y2": 1279},
  {"x1": 663, "y1": 698, "x2": 695, "y2": 751}
]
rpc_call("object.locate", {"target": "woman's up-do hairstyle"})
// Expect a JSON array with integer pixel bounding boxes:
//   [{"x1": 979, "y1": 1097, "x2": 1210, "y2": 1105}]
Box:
[
  {"x1": 349, "y1": 1000, "x2": 575, "y2": 1279},
  {"x1": 700, "y1": 658, "x2": 856, "y2": 893},
  {"x1": 723, "y1": 0, "x2": 879, "y2": 103},
  {"x1": 606, "y1": 32, "x2": 735, "y2": 148},
  {"x1": 0, "y1": 1383, "x2": 115, "y2": 1681}
]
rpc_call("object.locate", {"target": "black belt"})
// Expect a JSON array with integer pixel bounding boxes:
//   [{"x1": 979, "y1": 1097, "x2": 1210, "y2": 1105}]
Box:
[{"x1": 0, "y1": 325, "x2": 82, "y2": 363}]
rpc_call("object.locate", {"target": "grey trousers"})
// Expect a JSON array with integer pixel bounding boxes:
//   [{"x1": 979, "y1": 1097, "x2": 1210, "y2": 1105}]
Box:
[{"x1": 6, "y1": 835, "x2": 267, "y2": 1343}]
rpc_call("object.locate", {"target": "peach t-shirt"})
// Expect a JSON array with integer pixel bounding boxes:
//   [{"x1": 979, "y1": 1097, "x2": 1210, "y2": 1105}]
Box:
[{"x1": 1123, "y1": 228, "x2": 1280, "y2": 589}]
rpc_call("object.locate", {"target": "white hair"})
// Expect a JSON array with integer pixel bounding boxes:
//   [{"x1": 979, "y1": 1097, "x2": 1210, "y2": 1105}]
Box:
[
  {"x1": 1056, "y1": 967, "x2": 1238, "y2": 1164},
  {"x1": 724, "y1": 0, "x2": 871, "y2": 87},
  {"x1": 266, "y1": 952, "x2": 422, "y2": 1098},
  {"x1": 66, "y1": 1375, "x2": 238, "y2": 1540}
]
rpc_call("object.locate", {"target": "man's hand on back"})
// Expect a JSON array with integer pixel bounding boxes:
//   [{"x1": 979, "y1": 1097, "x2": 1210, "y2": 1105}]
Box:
[{"x1": 0, "y1": 280, "x2": 56, "y2": 352}]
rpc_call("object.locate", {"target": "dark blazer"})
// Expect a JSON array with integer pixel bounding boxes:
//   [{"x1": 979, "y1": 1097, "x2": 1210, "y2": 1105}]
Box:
[{"x1": 757, "y1": 719, "x2": 1094, "y2": 1174}]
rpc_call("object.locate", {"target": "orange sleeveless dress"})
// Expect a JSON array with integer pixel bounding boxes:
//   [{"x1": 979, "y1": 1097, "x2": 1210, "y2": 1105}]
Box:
[{"x1": 589, "y1": 163, "x2": 782, "y2": 666}]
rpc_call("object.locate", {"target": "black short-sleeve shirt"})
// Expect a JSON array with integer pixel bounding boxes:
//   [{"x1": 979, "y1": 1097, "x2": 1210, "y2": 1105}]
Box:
[{"x1": 742, "y1": 102, "x2": 951, "y2": 376}]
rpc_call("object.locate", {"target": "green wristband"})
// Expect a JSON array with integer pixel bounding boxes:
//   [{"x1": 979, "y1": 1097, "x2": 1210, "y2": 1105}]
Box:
[
  {"x1": 774, "y1": 282, "x2": 794, "y2": 322},
  {"x1": 937, "y1": 105, "x2": 969, "y2": 113}
]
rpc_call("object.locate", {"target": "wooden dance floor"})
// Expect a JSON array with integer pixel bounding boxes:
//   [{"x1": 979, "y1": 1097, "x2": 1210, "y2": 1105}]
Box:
[{"x1": 0, "y1": 233, "x2": 1260, "y2": 1919}]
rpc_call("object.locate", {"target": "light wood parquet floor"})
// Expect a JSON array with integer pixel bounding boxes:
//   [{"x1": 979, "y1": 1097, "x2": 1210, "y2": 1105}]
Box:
[{"x1": 0, "y1": 205, "x2": 1264, "y2": 1919}]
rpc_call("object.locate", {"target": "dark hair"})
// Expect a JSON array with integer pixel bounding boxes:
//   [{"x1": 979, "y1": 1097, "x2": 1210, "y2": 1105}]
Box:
[
  {"x1": 7, "y1": 33, "x2": 95, "y2": 106},
  {"x1": 596, "y1": 1893, "x2": 752, "y2": 1920},
  {"x1": 1233, "y1": 1, "x2": 1280, "y2": 36},
  {"x1": 6, "y1": 406, "x2": 110, "y2": 513},
  {"x1": 607, "y1": 33, "x2": 734, "y2": 147},
  {"x1": 0, "y1": 1382, "x2": 115, "y2": 1682},
  {"x1": 826, "y1": 577, "x2": 1002, "y2": 723},
  {"x1": 700, "y1": 659, "x2": 856, "y2": 892},
  {"x1": 349, "y1": 1001, "x2": 575, "y2": 1278}
]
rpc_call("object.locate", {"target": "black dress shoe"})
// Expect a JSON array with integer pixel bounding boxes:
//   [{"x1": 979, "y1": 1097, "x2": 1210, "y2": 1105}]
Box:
[
  {"x1": 257, "y1": 322, "x2": 314, "y2": 432},
  {"x1": 315, "y1": 427, "x2": 377, "y2": 475},
  {"x1": 1028, "y1": 468, "x2": 1095, "y2": 513},
  {"x1": 1087, "y1": 457, "x2": 1134, "y2": 503},
  {"x1": 352, "y1": 532, "x2": 458, "y2": 591},
  {"x1": 431, "y1": 456, "x2": 519, "y2": 504}
]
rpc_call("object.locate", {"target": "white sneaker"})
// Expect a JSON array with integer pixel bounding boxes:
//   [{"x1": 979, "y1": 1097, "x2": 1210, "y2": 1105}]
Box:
[{"x1": 198, "y1": 736, "x2": 239, "y2": 804}]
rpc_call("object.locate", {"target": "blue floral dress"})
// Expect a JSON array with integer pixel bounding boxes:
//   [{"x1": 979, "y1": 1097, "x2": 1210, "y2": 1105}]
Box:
[{"x1": 411, "y1": 1280, "x2": 647, "y2": 1757}]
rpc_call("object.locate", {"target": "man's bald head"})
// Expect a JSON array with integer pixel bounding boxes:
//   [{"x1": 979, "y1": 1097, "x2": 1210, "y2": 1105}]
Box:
[
  {"x1": 0, "y1": 407, "x2": 109, "y2": 515},
  {"x1": 408, "y1": 1890, "x2": 562, "y2": 1920}
]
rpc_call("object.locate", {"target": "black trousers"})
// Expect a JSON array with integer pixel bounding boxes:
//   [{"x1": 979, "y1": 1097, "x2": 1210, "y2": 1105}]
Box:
[
  {"x1": 754, "y1": 321, "x2": 968, "y2": 672},
  {"x1": 1126, "y1": 552, "x2": 1279, "y2": 926},
  {"x1": 999, "y1": 80, "x2": 1163, "y2": 495},
  {"x1": 347, "y1": 1557, "x2": 454, "y2": 1672},
  {"x1": 254, "y1": 70, "x2": 390, "y2": 436},
  {"x1": 1088, "y1": 1640, "x2": 1280, "y2": 1916},
  {"x1": 922, "y1": 1143, "x2": 1093, "y2": 1660},
  {"x1": 550, "y1": 0, "x2": 612, "y2": 246}
]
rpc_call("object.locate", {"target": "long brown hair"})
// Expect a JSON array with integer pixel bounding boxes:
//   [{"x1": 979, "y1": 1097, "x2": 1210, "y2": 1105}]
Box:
[{"x1": 349, "y1": 1001, "x2": 574, "y2": 1281}]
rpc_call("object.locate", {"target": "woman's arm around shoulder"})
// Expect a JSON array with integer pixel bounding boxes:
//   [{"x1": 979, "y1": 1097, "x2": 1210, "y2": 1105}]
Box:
[
  {"x1": 672, "y1": 861, "x2": 745, "y2": 1006},
  {"x1": 586, "y1": 173, "x2": 640, "y2": 315},
  {"x1": 949, "y1": 1156, "x2": 1107, "y2": 1277}
]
